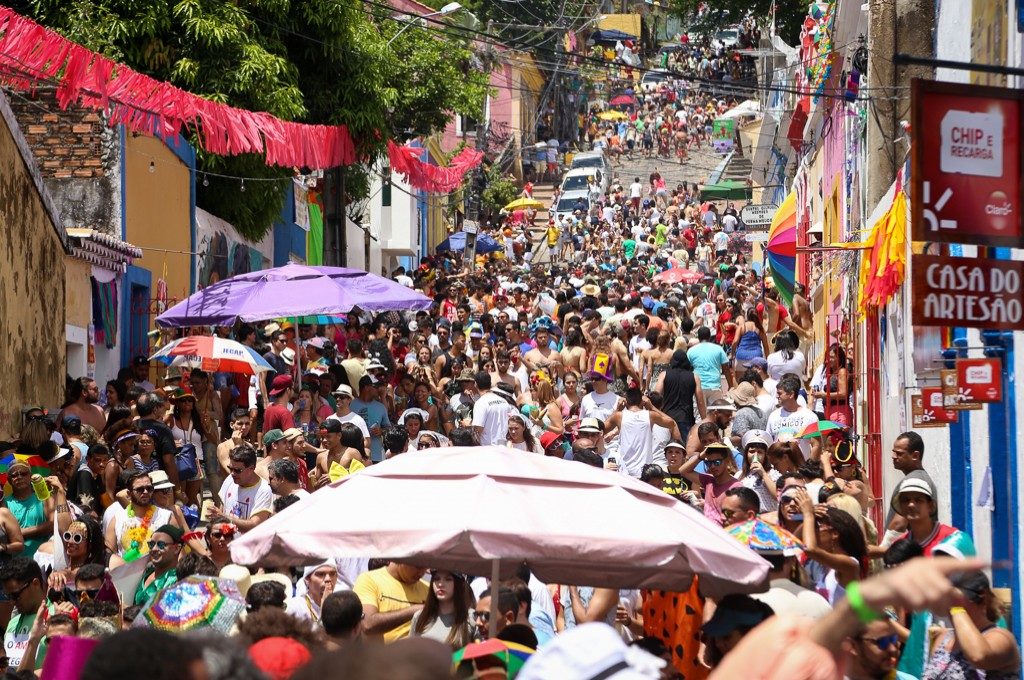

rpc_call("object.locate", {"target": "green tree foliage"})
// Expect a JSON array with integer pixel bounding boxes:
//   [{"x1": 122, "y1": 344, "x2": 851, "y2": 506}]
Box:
[
  {"x1": 667, "y1": 0, "x2": 806, "y2": 46},
  {"x1": 480, "y1": 163, "x2": 519, "y2": 217},
  {"x1": 26, "y1": 0, "x2": 490, "y2": 239}
]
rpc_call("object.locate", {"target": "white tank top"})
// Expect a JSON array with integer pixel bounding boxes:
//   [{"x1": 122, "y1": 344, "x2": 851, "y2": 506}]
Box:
[{"x1": 618, "y1": 409, "x2": 653, "y2": 477}]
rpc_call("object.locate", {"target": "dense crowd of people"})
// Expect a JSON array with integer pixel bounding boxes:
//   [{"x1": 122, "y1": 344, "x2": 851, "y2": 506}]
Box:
[{"x1": 0, "y1": 23, "x2": 1016, "y2": 680}]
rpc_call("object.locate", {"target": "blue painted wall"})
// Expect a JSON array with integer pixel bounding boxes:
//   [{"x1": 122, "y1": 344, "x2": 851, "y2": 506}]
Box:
[{"x1": 273, "y1": 181, "x2": 306, "y2": 266}]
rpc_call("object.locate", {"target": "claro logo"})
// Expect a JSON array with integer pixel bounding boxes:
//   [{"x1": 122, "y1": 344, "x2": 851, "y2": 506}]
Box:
[{"x1": 985, "y1": 190, "x2": 1013, "y2": 230}]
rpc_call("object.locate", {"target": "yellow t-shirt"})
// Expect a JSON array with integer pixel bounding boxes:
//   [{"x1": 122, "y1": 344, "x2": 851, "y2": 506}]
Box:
[{"x1": 353, "y1": 567, "x2": 429, "y2": 642}]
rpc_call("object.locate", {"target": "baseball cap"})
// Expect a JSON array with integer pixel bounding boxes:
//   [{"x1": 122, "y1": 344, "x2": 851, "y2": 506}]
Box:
[
  {"x1": 748, "y1": 357, "x2": 768, "y2": 371},
  {"x1": 741, "y1": 430, "x2": 773, "y2": 449},
  {"x1": 61, "y1": 415, "x2": 82, "y2": 435},
  {"x1": 269, "y1": 374, "x2": 293, "y2": 397},
  {"x1": 151, "y1": 524, "x2": 184, "y2": 544},
  {"x1": 320, "y1": 419, "x2": 343, "y2": 434},
  {"x1": 263, "y1": 429, "x2": 286, "y2": 446},
  {"x1": 539, "y1": 431, "x2": 563, "y2": 451},
  {"x1": 359, "y1": 374, "x2": 378, "y2": 388},
  {"x1": 893, "y1": 477, "x2": 934, "y2": 514}
]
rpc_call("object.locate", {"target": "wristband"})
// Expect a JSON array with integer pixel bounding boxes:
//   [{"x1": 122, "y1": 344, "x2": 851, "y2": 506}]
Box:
[
  {"x1": 846, "y1": 581, "x2": 882, "y2": 624},
  {"x1": 950, "y1": 606, "x2": 968, "y2": 616}
]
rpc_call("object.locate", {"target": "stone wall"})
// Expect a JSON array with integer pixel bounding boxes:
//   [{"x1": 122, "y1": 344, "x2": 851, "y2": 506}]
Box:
[
  {"x1": 7, "y1": 87, "x2": 121, "y2": 237},
  {"x1": 0, "y1": 92, "x2": 67, "y2": 438}
]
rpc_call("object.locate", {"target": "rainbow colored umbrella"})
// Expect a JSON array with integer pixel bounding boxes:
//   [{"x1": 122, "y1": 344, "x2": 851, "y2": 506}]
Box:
[
  {"x1": 0, "y1": 452, "x2": 50, "y2": 486},
  {"x1": 766, "y1": 190, "x2": 797, "y2": 305},
  {"x1": 727, "y1": 518, "x2": 804, "y2": 556},
  {"x1": 150, "y1": 336, "x2": 273, "y2": 375},
  {"x1": 135, "y1": 576, "x2": 244, "y2": 633},
  {"x1": 453, "y1": 639, "x2": 534, "y2": 678},
  {"x1": 797, "y1": 420, "x2": 846, "y2": 439}
]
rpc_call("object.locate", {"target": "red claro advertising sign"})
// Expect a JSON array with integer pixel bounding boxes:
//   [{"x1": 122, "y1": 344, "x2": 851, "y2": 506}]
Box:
[
  {"x1": 912, "y1": 79, "x2": 1024, "y2": 247},
  {"x1": 957, "y1": 358, "x2": 1003, "y2": 403}
]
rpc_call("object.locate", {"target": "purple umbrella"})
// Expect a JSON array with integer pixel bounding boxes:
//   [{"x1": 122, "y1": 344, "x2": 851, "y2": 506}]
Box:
[{"x1": 156, "y1": 263, "x2": 432, "y2": 328}]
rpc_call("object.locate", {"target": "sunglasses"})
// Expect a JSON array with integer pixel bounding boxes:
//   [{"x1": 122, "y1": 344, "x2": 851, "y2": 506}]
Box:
[
  {"x1": 228, "y1": 467, "x2": 245, "y2": 474},
  {"x1": 211, "y1": 531, "x2": 233, "y2": 540},
  {"x1": 472, "y1": 610, "x2": 490, "y2": 622},
  {"x1": 147, "y1": 540, "x2": 175, "y2": 551},
  {"x1": 780, "y1": 495, "x2": 799, "y2": 505},
  {"x1": 4, "y1": 582, "x2": 30, "y2": 600},
  {"x1": 78, "y1": 587, "x2": 101, "y2": 601},
  {"x1": 62, "y1": 532, "x2": 85, "y2": 544},
  {"x1": 861, "y1": 634, "x2": 900, "y2": 651},
  {"x1": 706, "y1": 458, "x2": 724, "y2": 467},
  {"x1": 132, "y1": 485, "x2": 154, "y2": 494}
]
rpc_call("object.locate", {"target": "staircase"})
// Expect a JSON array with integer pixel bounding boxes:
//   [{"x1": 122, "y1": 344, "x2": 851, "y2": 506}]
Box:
[{"x1": 528, "y1": 183, "x2": 556, "y2": 265}]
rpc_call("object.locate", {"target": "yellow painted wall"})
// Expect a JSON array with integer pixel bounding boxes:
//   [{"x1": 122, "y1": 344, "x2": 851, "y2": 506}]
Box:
[
  {"x1": 64, "y1": 257, "x2": 92, "y2": 328},
  {"x1": 125, "y1": 134, "x2": 191, "y2": 305},
  {"x1": 0, "y1": 109, "x2": 66, "y2": 437}
]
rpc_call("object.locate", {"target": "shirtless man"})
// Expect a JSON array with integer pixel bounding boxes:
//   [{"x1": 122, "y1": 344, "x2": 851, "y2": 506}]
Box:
[
  {"x1": 61, "y1": 377, "x2": 106, "y2": 433},
  {"x1": 216, "y1": 409, "x2": 252, "y2": 488},
  {"x1": 489, "y1": 350, "x2": 522, "y2": 397},
  {"x1": 522, "y1": 326, "x2": 564, "y2": 379},
  {"x1": 609, "y1": 326, "x2": 642, "y2": 396},
  {"x1": 790, "y1": 283, "x2": 814, "y2": 345},
  {"x1": 255, "y1": 429, "x2": 293, "y2": 482}
]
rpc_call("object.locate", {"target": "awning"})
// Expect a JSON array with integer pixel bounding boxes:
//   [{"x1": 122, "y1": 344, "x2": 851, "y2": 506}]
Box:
[
  {"x1": 720, "y1": 99, "x2": 761, "y2": 120},
  {"x1": 591, "y1": 28, "x2": 637, "y2": 43},
  {"x1": 65, "y1": 228, "x2": 142, "y2": 273},
  {"x1": 700, "y1": 180, "x2": 752, "y2": 201},
  {"x1": 596, "y1": 13, "x2": 640, "y2": 38}
]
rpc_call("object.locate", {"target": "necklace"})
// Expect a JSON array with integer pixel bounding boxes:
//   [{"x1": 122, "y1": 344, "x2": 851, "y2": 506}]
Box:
[{"x1": 123, "y1": 504, "x2": 156, "y2": 552}]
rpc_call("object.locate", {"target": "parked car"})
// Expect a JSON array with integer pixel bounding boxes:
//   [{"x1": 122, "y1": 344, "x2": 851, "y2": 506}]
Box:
[
  {"x1": 569, "y1": 151, "x2": 610, "y2": 180},
  {"x1": 551, "y1": 190, "x2": 591, "y2": 223},
  {"x1": 560, "y1": 167, "x2": 608, "y2": 196},
  {"x1": 640, "y1": 69, "x2": 672, "y2": 92}
]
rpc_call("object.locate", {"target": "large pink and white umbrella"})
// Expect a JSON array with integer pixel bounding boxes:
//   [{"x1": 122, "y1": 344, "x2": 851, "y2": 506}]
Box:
[
  {"x1": 230, "y1": 446, "x2": 768, "y2": 598},
  {"x1": 149, "y1": 336, "x2": 273, "y2": 375},
  {"x1": 654, "y1": 267, "x2": 704, "y2": 285}
]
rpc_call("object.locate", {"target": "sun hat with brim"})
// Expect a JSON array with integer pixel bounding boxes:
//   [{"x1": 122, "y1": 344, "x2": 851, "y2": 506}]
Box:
[
  {"x1": 580, "y1": 284, "x2": 601, "y2": 297},
  {"x1": 333, "y1": 384, "x2": 353, "y2": 398},
  {"x1": 664, "y1": 440, "x2": 686, "y2": 451},
  {"x1": 281, "y1": 427, "x2": 303, "y2": 441},
  {"x1": 281, "y1": 348, "x2": 296, "y2": 366},
  {"x1": 457, "y1": 368, "x2": 476, "y2": 383},
  {"x1": 892, "y1": 477, "x2": 934, "y2": 514},
  {"x1": 727, "y1": 383, "x2": 757, "y2": 407},
  {"x1": 707, "y1": 400, "x2": 736, "y2": 412},
  {"x1": 149, "y1": 470, "x2": 175, "y2": 490},
  {"x1": 577, "y1": 418, "x2": 603, "y2": 434}
]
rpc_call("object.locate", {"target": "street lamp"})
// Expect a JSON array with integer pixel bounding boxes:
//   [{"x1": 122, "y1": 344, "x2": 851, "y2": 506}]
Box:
[{"x1": 387, "y1": 2, "x2": 462, "y2": 46}]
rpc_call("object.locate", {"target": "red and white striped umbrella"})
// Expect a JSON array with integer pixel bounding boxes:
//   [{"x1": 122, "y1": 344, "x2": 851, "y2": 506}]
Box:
[{"x1": 149, "y1": 336, "x2": 273, "y2": 375}]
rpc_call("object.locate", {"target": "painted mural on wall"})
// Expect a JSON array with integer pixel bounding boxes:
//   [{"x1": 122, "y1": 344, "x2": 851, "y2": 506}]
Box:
[{"x1": 195, "y1": 207, "x2": 272, "y2": 289}]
